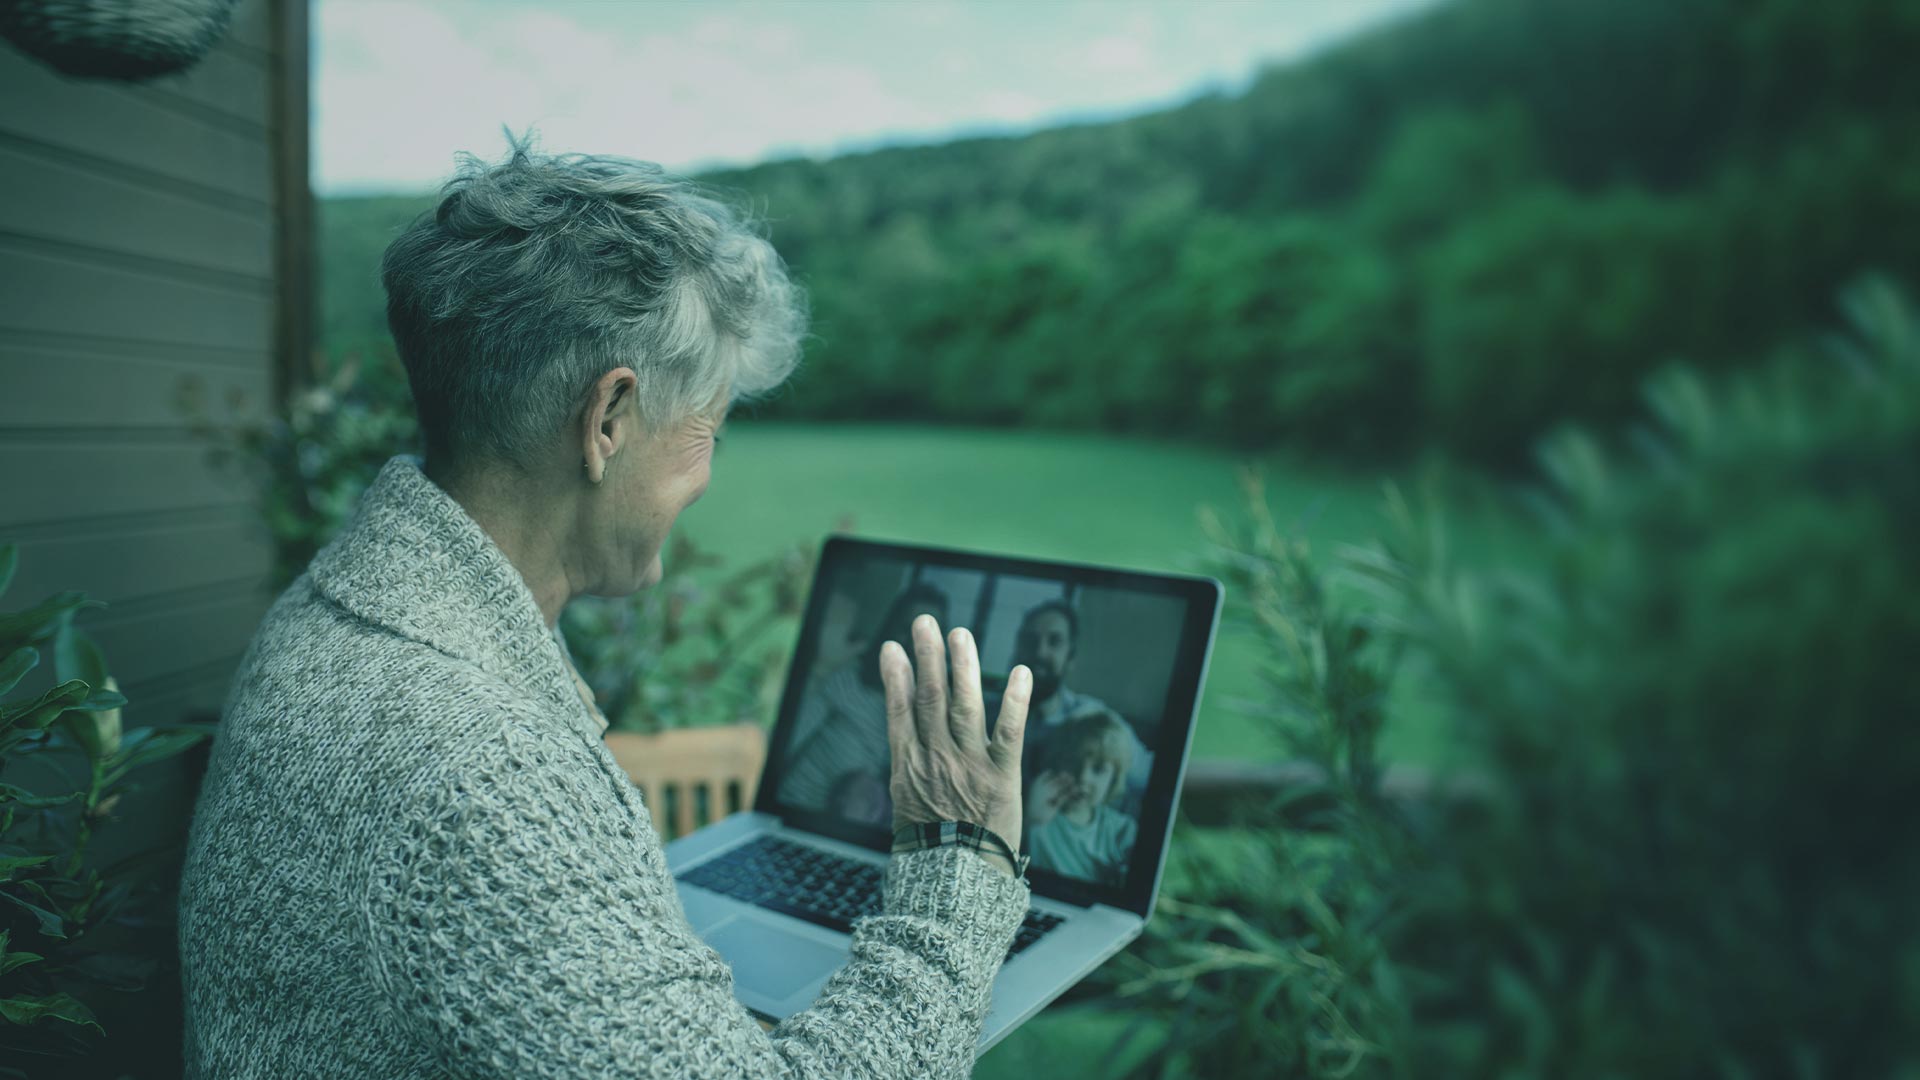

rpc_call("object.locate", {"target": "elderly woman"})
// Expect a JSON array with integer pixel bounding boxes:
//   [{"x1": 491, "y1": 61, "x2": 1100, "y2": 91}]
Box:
[{"x1": 177, "y1": 136, "x2": 1033, "y2": 1078}]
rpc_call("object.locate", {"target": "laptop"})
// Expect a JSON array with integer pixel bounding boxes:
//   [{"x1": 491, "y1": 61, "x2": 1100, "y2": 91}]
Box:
[{"x1": 664, "y1": 534, "x2": 1223, "y2": 1051}]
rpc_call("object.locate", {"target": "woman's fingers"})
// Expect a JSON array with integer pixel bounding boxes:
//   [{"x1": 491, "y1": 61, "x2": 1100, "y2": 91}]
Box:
[
  {"x1": 988, "y1": 664, "x2": 1031, "y2": 780},
  {"x1": 879, "y1": 640, "x2": 915, "y2": 762},
  {"x1": 947, "y1": 626, "x2": 986, "y2": 752},
  {"x1": 909, "y1": 614, "x2": 950, "y2": 750},
  {"x1": 887, "y1": 620, "x2": 990, "y2": 759}
]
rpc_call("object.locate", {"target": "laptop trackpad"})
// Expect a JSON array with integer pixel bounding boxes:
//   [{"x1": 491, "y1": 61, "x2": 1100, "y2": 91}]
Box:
[{"x1": 706, "y1": 919, "x2": 845, "y2": 1001}]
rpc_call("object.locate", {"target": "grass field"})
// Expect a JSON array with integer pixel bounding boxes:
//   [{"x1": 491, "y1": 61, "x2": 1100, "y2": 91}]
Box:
[{"x1": 675, "y1": 420, "x2": 1523, "y2": 770}]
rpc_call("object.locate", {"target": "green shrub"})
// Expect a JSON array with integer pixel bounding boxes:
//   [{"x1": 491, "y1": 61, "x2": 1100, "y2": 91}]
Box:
[
  {"x1": 1084, "y1": 468, "x2": 1416, "y2": 1079},
  {"x1": 1371, "y1": 274, "x2": 1920, "y2": 1075},
  {"x1": 1106, "y1": 274, "x2": 1920, "y2": 1077}
]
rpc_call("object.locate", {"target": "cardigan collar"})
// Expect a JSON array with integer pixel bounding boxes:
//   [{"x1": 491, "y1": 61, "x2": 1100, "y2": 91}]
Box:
[{"x1": 306, "y1": 454, "x2": 603, "y2": 746}]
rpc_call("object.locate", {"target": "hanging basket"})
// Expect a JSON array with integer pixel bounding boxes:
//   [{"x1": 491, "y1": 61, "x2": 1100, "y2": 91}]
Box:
[{"x1": 0, "y1": 0, "x2": 242, "y2": 81}]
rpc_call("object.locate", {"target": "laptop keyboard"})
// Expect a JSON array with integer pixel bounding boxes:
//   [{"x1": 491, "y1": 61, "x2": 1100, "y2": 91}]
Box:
[{"x1": 679, "y1": 834, "x2": 1067, "y2": 962}]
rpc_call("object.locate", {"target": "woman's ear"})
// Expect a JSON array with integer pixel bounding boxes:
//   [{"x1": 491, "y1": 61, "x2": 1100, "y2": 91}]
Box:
[
  {"x1": 600, "y1": 381, "x2": 629, "y2": 448},
  {"x1": 582, "y1": 367, "x2": 641, "y2": 474}
]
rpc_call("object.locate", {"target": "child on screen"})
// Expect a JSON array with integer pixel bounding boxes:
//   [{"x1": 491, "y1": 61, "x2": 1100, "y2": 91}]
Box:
[{"x1": 1024, "y1": 705, "x2": 1139, "y2": 887}]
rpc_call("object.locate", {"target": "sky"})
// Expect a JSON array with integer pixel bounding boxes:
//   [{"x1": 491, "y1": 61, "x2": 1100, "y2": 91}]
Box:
[{"x1": 314, "y1": 0, "x2": 1435, "y2": 197}]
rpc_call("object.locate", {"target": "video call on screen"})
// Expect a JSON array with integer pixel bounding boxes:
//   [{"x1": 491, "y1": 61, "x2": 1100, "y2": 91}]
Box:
[{"x1": 775, "y1": 551, "x2": 1188, "y2": 888}]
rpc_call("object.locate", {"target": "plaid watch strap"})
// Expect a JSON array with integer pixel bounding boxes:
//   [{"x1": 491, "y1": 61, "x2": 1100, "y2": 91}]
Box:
[{"x1": 892, "y1": 821, "x2": 1030, "y2": 877}]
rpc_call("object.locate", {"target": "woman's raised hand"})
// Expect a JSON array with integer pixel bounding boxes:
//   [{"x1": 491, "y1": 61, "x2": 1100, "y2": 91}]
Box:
[{"x1": 880, "y1": 615, "x2": 1028, "y2": 864}]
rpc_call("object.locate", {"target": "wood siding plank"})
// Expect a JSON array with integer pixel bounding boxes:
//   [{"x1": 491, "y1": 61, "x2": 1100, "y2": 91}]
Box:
[
  {"x1": 0, "y1": 343, "x2": 273, "y2": 429},
  {"x1": 0, "y1": 328, "x2": 265, "y2": 371},
  {"x1": 0, "y1": 144, "x2": 273, "y2": 279},
  {"x1": 0, "y1": 48, "x2": 270, "y2": 204},
  {"x1": 0, "y1": 245, "x2": 272, "y2": 352},
  {"x1": 0, "y1": 442, "x2": 255, "y2": 530},
  {"x1": 137, "y1": 46, "x2": 271, "y2": 130},
  {"x1": 81, "y1": 595, "x2": 270, "y2": 689},
  {"x1": 6, "y1": 520, "x2": 272, "y2": 613},
  {"x1": 117, "y1": 668, "x2": 243, "y2": 734}
]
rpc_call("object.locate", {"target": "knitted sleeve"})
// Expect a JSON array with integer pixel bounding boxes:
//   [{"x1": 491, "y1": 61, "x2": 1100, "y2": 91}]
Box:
[{"x1": 358, "y1": 720, "x2": 1029, "y2": 1079}]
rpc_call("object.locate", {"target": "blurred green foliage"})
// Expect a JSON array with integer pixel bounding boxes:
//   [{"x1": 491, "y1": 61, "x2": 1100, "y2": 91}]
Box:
[
  {"x1": 316, "y1": 0, "x2": 1920, "y2": 466},
  {"x1": 1103, "y1": 275, "x2": 1920, "y2": 1077},
  {"x1": 1376, "y1": 275, "x2": 1920, "y2": 1076},
  {"x1": 181, "y1": 356, "x2": 422, "y2": 593}
]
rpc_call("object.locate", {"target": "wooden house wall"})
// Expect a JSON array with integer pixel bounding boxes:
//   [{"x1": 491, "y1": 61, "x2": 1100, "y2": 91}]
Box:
[{"x1": 0, "y1": 0, "x2": 308, "y2": 1069}]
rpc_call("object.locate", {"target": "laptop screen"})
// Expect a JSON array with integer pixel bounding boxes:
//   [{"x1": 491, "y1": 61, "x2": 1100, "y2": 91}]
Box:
[{"x1": 758, "y1": 535, "x2": 1221, "y2": 916}]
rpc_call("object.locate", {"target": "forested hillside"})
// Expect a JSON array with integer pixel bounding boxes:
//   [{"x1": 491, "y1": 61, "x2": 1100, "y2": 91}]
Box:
[{"x1": 319, "y1": 0, "x2": 1920, "y2": 464}]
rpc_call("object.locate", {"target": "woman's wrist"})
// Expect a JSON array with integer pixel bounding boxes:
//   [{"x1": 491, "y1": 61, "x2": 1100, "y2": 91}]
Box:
[{"x1": 892, "y1": 820, "x2": 1029, "y2": 879}]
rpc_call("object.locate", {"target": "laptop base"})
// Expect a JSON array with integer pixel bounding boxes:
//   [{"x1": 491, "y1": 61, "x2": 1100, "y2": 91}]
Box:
[{"x1": 666, "y1": 812, "x2": 1143, "y2": 1051}]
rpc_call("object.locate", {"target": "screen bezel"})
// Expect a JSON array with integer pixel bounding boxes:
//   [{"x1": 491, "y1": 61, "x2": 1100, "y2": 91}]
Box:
[{"x1": 754, "y1": 534, "x2": 1223, "y2": 918}]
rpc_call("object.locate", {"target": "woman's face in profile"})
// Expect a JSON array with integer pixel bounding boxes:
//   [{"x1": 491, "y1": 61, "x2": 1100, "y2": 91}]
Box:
[{"x1": 589, "y1": 387, "x2": 728, "y2": 595}]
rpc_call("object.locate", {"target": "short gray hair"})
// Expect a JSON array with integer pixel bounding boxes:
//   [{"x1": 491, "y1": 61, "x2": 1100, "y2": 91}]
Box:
[{"x1": 382, "y1": 129, "x2": 806, "y2": 473}]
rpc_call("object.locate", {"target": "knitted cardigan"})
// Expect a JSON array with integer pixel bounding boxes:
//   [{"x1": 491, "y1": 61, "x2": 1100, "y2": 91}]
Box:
[{"x1": 177, "y1": 454, "x2": 1029, "y2": 1078}]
